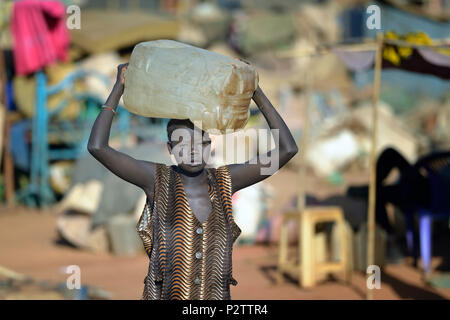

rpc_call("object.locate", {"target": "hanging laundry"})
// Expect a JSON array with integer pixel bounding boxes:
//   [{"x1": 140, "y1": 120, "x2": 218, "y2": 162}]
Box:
[
  {"x1": 334, "y1": 31, "x2": 450, "y2": 79},
  {"x1": 382, "y1": 31, "x2": 450, "y2": 80},
  {"x1": 333, "y1": 49, "x2": 375, "y2": 72},
  {"x1": 11, "y1": 0, "x2": 70, "y2": 75}
]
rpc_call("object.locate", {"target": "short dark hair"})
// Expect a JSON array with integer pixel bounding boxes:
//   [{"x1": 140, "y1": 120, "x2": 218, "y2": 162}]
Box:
[{"x1": 166, "y1": 118, "x2": 206, "y2": 141}]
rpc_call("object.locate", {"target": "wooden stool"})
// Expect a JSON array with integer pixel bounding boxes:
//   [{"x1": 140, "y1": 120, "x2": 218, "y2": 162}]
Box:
[{"x1": 277, "y1": 206, "x2": 352, "y2": 288}]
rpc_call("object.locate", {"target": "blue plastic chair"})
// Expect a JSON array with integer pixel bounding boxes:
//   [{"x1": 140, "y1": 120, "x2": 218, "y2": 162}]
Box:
[
  {"x1": 16, "y1": 69, "x2": 130, "y2": 207},
  {"x1": 16, "y1": 67, "x2": 170, "y2": 207},
  {"x1": 405, "y1": 151, "x2": 450, "y2": 275}
]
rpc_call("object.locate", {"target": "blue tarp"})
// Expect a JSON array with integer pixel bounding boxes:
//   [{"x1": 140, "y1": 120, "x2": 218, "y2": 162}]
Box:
[{"x1": 365, "y1": 2, "x2": 450, "y2": 39}]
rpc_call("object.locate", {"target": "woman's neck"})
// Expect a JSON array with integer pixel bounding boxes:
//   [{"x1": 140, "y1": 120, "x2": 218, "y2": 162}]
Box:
[{"x1": 172, "y1": 165, "x2": 205, "y2": 178}]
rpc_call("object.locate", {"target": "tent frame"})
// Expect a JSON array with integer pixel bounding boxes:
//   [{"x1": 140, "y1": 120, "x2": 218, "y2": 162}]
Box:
[{"x1": 279, "y1": 34, "x2": 450, "y2": 299}]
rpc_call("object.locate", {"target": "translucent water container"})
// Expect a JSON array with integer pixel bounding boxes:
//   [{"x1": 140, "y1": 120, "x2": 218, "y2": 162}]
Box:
[{"x1": 122, "y1": 40, "x2": 259, "y2": 134}]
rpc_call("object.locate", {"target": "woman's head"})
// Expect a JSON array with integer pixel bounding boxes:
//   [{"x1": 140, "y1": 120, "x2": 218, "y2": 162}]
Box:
[{"x1": 167, "y1": 119, "x2": 211, "y2": 173}]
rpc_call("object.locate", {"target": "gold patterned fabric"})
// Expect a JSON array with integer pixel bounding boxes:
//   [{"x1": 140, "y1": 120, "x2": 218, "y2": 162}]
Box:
[{"x1": 137, "y1": 163, "x2": 241, "y2": 300}]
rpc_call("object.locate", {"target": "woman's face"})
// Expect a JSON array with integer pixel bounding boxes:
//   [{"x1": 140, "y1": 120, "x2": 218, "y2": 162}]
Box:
[{"x1": 167, "y1": 126, "x2": 211, "y2": 173}]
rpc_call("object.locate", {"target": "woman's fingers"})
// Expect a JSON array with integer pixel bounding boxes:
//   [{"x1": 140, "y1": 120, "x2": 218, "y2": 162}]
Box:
[
  {"x1": 118, "y1": 63, "x2": 129, "y2": 84},
  {"x1": 234, "y1": 57, "x2": 250, "y2": 65},
  {"x1": 121, "y1": 66, "x2": 127, "y2": 84},
  {"x1": 239, "y1": 58, "x2": 250, "y2": 65}
]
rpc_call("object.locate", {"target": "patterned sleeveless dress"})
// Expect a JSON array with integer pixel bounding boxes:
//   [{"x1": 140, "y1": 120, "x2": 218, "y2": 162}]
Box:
[{"x1": 137, "y1": 163, "x2": 241, "y2": 300}]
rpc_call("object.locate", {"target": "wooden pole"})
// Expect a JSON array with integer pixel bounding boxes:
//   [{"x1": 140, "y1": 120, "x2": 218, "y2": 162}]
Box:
[
  {"x1": 297, "y1": 63, "x2": 312, "y2": 213},
  {"x1": 0, "y1": 48, "x2": 5, "y2": 171},
  {"x1": 0, "y1": 47, "x2": 15, "y2": 207},
  {"x1": 297, "y1": 58, "x2": 313, "y2": 287},
  {"x1": 366, "y1": 32, "x2": 383, "y2": 300}
]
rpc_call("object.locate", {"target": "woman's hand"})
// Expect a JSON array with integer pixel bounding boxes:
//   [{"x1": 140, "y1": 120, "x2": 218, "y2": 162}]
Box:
[
  {"x1": 234, "y1": 58, "x2": 257, "y2": 98},
  {"x1": 114, "y1": 63, "x2": 129, "y2": 94},
  {"x1": 239, "y1": 58, "x2": 251, "y2": 65},
  {"x1": 235, "y1": 57, "x2": 250, "y2": 65},
  {"x1": 105, "y1": 63, "x2": 128, "y2": 108}
]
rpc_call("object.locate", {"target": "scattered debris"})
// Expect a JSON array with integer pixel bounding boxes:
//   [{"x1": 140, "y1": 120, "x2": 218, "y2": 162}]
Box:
[
  {"x1": 0, "y1": 265, "x2": 111, "y2": 300},
  {"x1": 306, "y1": 129, "x2": 360, "y2": 177},
  {"x1": 106, "y1": 214, "x2": 143, "y2": 257}
]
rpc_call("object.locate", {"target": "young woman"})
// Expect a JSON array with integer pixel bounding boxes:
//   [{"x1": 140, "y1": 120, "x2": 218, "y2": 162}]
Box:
[{"x1": 88, "y1": 62, "x2": 298, "y2": 300}]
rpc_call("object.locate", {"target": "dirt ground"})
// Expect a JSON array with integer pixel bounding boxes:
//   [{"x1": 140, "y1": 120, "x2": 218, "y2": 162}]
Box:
[{"x1": 0, "y1": 165, "x2": 449, "y2": 300}]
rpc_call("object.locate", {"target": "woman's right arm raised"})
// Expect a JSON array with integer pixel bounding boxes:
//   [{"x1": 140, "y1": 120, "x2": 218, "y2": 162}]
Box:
[{"x1": 87, "y1": 63, "x2": 156, "y2": 196}]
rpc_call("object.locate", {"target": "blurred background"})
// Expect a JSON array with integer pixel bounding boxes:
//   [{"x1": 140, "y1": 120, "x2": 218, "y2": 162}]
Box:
[{"x1": 0, "y1": 0, "x2": 449, "y2": 300}]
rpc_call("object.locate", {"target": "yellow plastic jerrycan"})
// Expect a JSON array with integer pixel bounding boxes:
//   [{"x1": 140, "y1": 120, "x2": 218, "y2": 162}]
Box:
[{"x1": 123, "y1": 40, "x2": 259, "y2": 134}]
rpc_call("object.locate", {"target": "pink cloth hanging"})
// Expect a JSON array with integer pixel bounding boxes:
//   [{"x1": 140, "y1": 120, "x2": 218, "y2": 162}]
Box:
[{"x1": 11, "y1": 0, "x2": 70, "y2": 75}]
